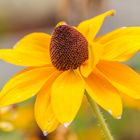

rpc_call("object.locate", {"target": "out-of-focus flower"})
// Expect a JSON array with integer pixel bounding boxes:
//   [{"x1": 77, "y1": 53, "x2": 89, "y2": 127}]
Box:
[
  {"x1": 0, "y1": 104, "x2": 34, "y2": 132},
  {"x1": 0, "y1": 10, "x2": 140, "y2": 134},
  {"x1": 13, "y1": 105, "x2": 34, "y2": 129},
  {"x1": 0, "y1": 121, "x2": 14, "y2": 132},
  {"x1": 0, "y1": 106, "x2": 15, "y2": 132}
]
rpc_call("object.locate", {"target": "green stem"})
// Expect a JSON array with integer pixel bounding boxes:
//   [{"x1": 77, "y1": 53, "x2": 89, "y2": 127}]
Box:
[{"x1": 85, "y1": 92, "x2": 114, "y2": 140}]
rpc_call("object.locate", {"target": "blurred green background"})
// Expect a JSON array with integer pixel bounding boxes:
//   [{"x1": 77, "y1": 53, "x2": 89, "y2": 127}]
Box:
[{"x1": 0, "y1": 0, "x2": 140, "y2": 140}]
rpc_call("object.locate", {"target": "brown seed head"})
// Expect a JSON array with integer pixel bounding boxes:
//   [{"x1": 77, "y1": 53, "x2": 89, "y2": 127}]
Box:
[{"x1": 50, "y1": 25, "x2": 88, "y2": 71}]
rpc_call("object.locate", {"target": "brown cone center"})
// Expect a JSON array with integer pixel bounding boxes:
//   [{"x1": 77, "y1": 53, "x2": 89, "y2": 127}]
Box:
[{"x1": 50, "y1": 25, "x2": 88, "y2": 71}]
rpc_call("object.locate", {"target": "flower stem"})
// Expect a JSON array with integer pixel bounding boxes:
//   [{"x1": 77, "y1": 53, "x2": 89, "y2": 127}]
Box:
[{"x1": 85, "y1": 92, "x2": 114, "y2": 140}]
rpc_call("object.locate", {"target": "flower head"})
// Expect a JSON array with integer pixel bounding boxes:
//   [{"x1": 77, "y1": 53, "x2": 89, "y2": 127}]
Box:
[
  {"x1": 0, "y1": 10, "x2": 140, "y2": 133},
  {"x1": 50, "y1": 25, "x2": 88, "y2": 70}
]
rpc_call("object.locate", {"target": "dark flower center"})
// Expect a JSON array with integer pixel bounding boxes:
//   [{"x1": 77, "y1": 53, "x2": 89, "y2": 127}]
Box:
[{"x1": 50, "y1": 25, "x2": 88, "y2": 71}]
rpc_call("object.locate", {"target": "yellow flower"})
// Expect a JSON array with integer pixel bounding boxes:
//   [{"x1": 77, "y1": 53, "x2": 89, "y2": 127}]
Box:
[
  {"x1": 0, "y1": 105, "x2": 34, "y2": 131},
  {"x1": 0, "y1": 10, "x2": 140, "y2": 133}
]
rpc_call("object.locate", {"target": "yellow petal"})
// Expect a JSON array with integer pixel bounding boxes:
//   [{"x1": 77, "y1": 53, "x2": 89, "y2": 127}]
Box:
[
  {"x1": 77, "y1": 10, "x2": 115, "y2": 41},
  {"x1": 51, "y1": 70, "x2": 84, "y2": 124},
  {"x1": 121, "y1": 93, "x2": 140, "y2": 110},
  {"x1": 80, "y1": 41, "x2": 104, "y2": 77},
  {"x1": 0, "y1": 66, "x2": 55, "y2": 107},
  {"x1": 97, "y1": 60, "x2": 140, "y2": 99},
  {"x1": 96, "y1": 27, "x2": 140, "y2": 61},
  {"x1": 35, "y1": 71, "x2": 60, "y2": 133},
  {"x1": 0, "y1": 33, "x2": 51, "y2": 66},
  {"x1": 101, "y1": 36, "x2": 140, "y2": 61},
  {"x1": 85, "y1": 69, "x2": 122, "y2": 118},
  {"x1": 96, "y1": 27, "x2": 140, "y2": 43}
]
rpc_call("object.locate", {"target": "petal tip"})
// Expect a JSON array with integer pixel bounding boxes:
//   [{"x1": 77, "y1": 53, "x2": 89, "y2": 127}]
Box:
[
  {"x1": 108, "y1": 109, "x2": 122, "y2": 119},
  {"x1": 63, "y1": 122, "x2": 71, "y2": 128},
  {"x1": 43, "y1": 131, "x2": 48, "y2": 136},
  {"x1": 108, "y1": 109, "x2": 112, "y2": 115},
  {"x1": 109, "y1": 10, "x2": 116, "y2": 16},
  {"x1": 116, "y1": 116, "x2": 122, "y2": 120}
]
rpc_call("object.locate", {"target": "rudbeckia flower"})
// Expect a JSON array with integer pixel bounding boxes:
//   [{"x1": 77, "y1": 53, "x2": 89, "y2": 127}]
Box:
[{"x1": 0, "y1": 10, "x2": 140, "y2": 134}]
